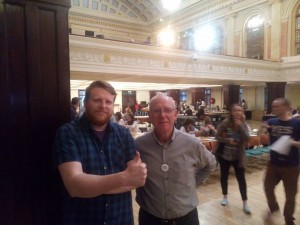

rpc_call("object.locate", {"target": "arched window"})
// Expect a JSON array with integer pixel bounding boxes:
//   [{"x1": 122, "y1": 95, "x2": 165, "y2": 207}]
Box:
[
  {"x1": 194, "y1": 25, "x2": 224, "y2": 54},
  {"x1": 209, "y1": 27, "x2": 224, "y2": 54},
  {"x1": 296, "y1": 5, "x2": 300, "y2": 55},
  {"x1": 179, "y1": 29, "x2": 194, "y2": 51},
  {"x1": 246, "y1": 15, "x2": 264, "y2": 59}
]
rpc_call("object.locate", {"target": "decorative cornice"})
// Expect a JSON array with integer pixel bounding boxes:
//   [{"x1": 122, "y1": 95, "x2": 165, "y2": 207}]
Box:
[
  {"x1": 69, "y1": 14, "x2": 151, "y2": 33},
  {"x1": 69, "y1": 35, "x2": 298, "y2": 84}
]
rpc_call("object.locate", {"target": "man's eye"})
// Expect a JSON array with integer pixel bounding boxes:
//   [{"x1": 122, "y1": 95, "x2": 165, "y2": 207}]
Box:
[{"x1": 165, "y1": 109, "x2": 173, "y2": 113}]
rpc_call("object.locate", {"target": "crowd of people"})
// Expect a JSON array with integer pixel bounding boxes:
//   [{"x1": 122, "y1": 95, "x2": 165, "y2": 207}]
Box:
[{"x1": 60, "y1": 81, "x2": 299, "y2": 225}]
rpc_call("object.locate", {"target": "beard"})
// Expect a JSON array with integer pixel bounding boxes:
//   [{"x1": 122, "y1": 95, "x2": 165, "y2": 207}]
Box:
[{"x1": 85, "y1": 109, "x2": 112, "y2": 128}]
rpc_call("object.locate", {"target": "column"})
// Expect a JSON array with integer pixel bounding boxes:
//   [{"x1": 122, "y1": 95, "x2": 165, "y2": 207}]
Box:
[
  {"x1": 167, "y1": 89, "x2": 180, "y2": 106},
  {"x1": 190, "y1": 88, "x2": 205, "y2": 108},
  {"x1": 0, "y1": 0, "x2": 71, "y2": 224},
  {"x1": 266, "y1": 82, "x2": 286, "y2": 114},
  {"x1": 226, "y1": 13, "x2": 236, "y2": 56},
  {"x1": 270, "y1": 0, "x2": 282, "y2": 61},
  {"x1": 222, "y1": 85, "x2": 240, "y2": 109}
]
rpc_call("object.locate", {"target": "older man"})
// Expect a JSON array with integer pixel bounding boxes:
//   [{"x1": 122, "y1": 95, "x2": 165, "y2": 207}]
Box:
[
  {"x1": 54, "y1": 81, "x2": 147, "y2": 225},
  {"x1": 135, "y1": 93, "x2": 216, "y2": 225}
]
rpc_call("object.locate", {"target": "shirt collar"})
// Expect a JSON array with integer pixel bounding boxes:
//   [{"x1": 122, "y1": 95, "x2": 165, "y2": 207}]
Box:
[{"x1": 150, "y1": 128, "x2": 178, "y2": 146}]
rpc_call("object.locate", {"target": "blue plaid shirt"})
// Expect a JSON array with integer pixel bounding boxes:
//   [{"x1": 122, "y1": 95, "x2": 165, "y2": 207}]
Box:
[{"x1": 54, "y1": 114, "x2": 136, "y2": 225}]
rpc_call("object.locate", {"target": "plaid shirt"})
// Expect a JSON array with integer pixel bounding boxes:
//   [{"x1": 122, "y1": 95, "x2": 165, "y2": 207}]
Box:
[{"x1": 54, "y1": 114, "x2": 136, "y2": 225}]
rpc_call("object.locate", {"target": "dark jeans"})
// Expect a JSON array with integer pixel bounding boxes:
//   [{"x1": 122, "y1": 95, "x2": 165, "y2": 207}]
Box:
[
  {"x1": 264, "y1": 163, "x2": 300, "y2": 225},
  {"x1": 219, "y1": 157, "x2": 247, "y2": 200},
  {"x1": 138, "y1": 208, "x2": 200, "y2": 225}
]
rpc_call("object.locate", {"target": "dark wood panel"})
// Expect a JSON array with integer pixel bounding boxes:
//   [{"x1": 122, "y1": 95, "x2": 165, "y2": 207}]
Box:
[
  {"x1": 191, "y1": 88, "x2": 205, "y2": 108},
  {"x1": 266, "y1": 82, "x2": 286, "y2": 114},
  {"x1": 223, "y1": 85, "x2": 240, "y2": 109},
  {"x1": 167, "y1": 89, "x2": 180, "y2": 106},
  {"x1": 0, "y1": 1, "x2": 70, "y2": 224}
]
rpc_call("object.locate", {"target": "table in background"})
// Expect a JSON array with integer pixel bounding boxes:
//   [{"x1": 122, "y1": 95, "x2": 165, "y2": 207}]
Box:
[
  {"x1": 134, "y1": 115, "x2": 149, "y2": 123},
  {"x1": 198, "y1": 137, "x2": 218, "y2": 152},
  {"x1": 205, "y1": 112, "x2": 229, "y2": 127}
]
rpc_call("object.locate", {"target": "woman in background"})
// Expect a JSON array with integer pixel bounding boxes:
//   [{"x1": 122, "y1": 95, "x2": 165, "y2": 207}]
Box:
[
  {"x1": 180, "y1": 118, "x2": 200, "y2": 136},
  {"x1": 115, "y1": 112, "x2": 125, "y2": 125},
  {"x1": 215, "y1": 104, "x2": 251, "y2": 214},
  {"x1": 125, "y1": 113, "x2": 139, "y2": 134},
  {"x1": 199, "y1": 116, "x2": 217, "y2": 137}
]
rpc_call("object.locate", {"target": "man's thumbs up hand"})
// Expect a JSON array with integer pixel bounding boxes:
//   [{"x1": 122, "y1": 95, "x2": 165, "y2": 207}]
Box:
[{"x1": 125, "y1": 151, "x2": 147, "y2": 188}]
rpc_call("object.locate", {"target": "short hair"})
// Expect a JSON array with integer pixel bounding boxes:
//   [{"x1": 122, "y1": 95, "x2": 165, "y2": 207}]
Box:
[
  {"x1": 84, "y1": 80, "x2": 117, "y2": 102},
  {"x1": 115, "y1": 112, "x2": 122, "y2": 120},
  {"x1": 203, "y1": 116, "x2": 212, "y2": 125},
  {"x1": 149, "y1": 92, "x2": 176, "y2": 110},
  {"x1": 182, "y1": 118, "x2": 194, "y2": 126},
  {"x1": 273, "y1": 98, "x2": 291, "y2": 107},
  {"x1": 71, "y1": 97, "x2": 79, "y2": 105}
]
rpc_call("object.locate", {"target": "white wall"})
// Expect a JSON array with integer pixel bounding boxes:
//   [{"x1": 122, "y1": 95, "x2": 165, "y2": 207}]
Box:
[
  {"x1": 242, "y1": 87, "x2": 256, "y2": 110},
  {"x1": 211, "y1": 88, "x2": 223, "y2": 108},
  {"x1": 136, "y1": 90, "x2": 150, "y2": 104},
  {"x1": 285, "y1": 84, "x2": 300, "y2": 108},
  {"x1": 70, "y1": 89, "x2": 78, "y2": 99}
]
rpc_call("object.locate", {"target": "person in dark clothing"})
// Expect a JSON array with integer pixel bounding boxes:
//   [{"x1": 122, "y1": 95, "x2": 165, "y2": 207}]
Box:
[
  {"x1": 261, "y1": 98, "x2": 300, "y2": 225},
  {"x1": 215, "y1": 104, "x2": 251, "y2": 214},
  {"x1": 184, "y1": 106, "x2": 193, "y2": 116},
  {"x1": 54, "y1": 81, "x2": 147, "y2": 225},
  {"x1": 71, "y1": 97, "x2": 80, "y2": 120}
]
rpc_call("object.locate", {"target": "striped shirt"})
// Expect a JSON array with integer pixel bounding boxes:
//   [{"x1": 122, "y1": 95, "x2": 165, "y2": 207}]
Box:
[{"x1": 53, "y1": 114, "x2": 136, "y2": 225}]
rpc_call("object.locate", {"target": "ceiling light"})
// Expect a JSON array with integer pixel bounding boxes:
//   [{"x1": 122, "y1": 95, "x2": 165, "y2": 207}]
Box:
[
  {"x1": 157, "y1": 25, "x2": 176, "y2": 47},
  {"x1": 194, "y1": 25, "x2": 215, "y2": 51},
  {"x1": 247, "y1": 15, "x2": 264, "y2": 29},
  {"x1": 162, "y1": 0, "x2": 181, "y2": 11}
]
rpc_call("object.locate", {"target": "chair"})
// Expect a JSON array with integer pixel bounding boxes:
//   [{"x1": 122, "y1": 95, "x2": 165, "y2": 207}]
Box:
[
  {"x1": 247, "y1": 136, "x2": 260, "y2": 149},
  {"x1": 259, "y1": 134, "x2": 269, "y2": 147},
  {"x1": 210, "y1": 141, "x2": 218, "y2": 153},
  {"x1": 202, "y1": 141, "x2": 212, "y2": 151}
]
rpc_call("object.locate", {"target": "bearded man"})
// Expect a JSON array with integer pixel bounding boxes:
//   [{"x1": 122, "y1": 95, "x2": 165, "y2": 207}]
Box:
[{"x1": 54, "y1": 80, "x2": 147, "y2": 225}]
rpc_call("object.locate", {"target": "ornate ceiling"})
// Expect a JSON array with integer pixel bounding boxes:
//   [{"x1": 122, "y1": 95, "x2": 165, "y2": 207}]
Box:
[{"x1": 70, "y1": 0, "x2": 204, "y2": 24}]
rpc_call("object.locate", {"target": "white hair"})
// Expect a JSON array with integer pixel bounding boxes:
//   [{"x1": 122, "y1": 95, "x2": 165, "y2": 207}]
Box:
[{"x1": 149, "y1": 92, "x2": 176, "y2": 110}]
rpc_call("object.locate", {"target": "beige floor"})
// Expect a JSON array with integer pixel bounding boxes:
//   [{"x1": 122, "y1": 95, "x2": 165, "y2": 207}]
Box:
[
  {"x1": 132, "y1": 164, "x2": 300, "y2": 225},
  {"x1": 132, "y1": 120, "x2": 300, "y2": 225}
]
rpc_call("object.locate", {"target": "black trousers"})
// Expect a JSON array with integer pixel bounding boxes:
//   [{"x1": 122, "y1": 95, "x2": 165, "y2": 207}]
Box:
[
  {"x1": 138, "y1": 208, "x2": 200, "y2": 225},
  {"x1": 219, "y1": 157, "x2": 248, "y2": 200}
]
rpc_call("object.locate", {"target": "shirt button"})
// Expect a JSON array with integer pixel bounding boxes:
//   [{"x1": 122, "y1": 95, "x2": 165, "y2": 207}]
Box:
[
  {"x1": 106, "y1": 203, "x2": 108, "y2": 207},
  {"x1": 104, "y1": 167, "x2": 107, "y2": 170}
]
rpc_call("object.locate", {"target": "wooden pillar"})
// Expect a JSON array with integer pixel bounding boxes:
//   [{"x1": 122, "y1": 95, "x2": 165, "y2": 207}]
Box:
[
  {"x1": 167, "y1": 89, "x2": 180, "y2": 106},
  {"x1": 190, "y1": 88, "x2": 205, "y2": 108},
  {"x1": 222, "y1": 85, "x2": 240, "y2": 109},
  {"x1": 0, "y1": 0, "x2": 71, "y2": 224},
  {"x1": 266, "y1": 82, "x2": 286, "y2": 114},
  {"x1": 149, "y1": 91, "x2": 157, "y2": 100}
]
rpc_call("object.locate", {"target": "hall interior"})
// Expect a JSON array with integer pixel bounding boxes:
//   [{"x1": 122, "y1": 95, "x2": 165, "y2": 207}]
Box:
[
  {"x1": 2, "y1": 1, "x2": 300, "y2": 225},
  {"x1": 68, "y1": 0, "x2": 300, "y2": 116}
]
